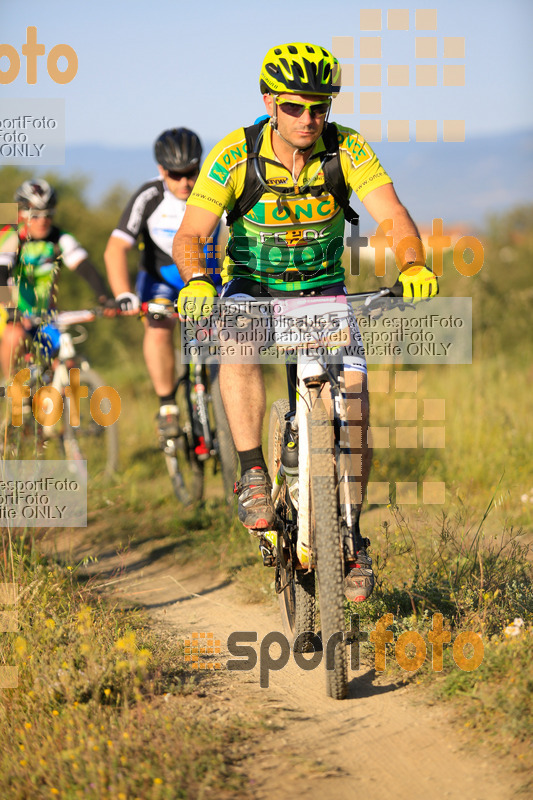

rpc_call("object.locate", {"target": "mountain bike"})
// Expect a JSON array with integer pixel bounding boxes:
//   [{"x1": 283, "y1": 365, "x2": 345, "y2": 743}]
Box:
[
  {"x1": 237, "y1": 288, "x2": 400, "y2": 699},
  {"x1": 143, "y1": 300, "x2": 237, "y2": 506},
  {"x1": 0, "y1": 309, "x2": 119, "y2": 479}
]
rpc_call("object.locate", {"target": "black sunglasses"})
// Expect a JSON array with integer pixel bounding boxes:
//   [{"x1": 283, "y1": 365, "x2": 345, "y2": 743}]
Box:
[{"x1": 166, "y1": 168, "x2": 199, "y2": 181}]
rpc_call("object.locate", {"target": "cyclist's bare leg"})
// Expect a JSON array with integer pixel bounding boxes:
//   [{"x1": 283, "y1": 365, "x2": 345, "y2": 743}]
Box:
[
  {"x1": 0, "y1": 323, "x2": 28, "y2": 378},
  {"x1": 219, "y1": 361, "x2": 265, "y2": 451},
  {"x1": 142, "y1": 316, "x2": 176, "y2": 397},
  {"x1": 220, "y1": 360, "x2": 276, "y2": 529}
]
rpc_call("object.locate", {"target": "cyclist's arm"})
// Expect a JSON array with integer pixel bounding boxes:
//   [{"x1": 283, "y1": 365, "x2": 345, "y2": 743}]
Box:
[
  {"x1": 363, "y1": 183, "x2": 425, "y2": 268},
  {"x1": 0, "y1": 226, "x2": 17, "y2": 286},
  {"x1": 72, "y1": 255, "x2": 111, "y2": 304},
  {"x1": 104, "y1": 234, "x2": 134, "y2": 296},
  {"x1": 57, "y1": 230, "x2": 111, "y2": 304},
  {"x1": 172, "y1": 205, "x2": 221, "y2": 284},
  {"x1": 0, "y1": 262, "x2": 10, "y2": 286}
]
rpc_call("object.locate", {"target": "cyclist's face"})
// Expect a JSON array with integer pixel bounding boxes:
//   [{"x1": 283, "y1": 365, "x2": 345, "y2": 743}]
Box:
[
  {"x1": 21, "y1": 212, "x2": 54, "y2": 239},
  {"x1": 158, "y1": 166, "x2": 199, "y2": 200},
  {"x1": 265, "y1": 92, "x2": 327, "y2": 149}
]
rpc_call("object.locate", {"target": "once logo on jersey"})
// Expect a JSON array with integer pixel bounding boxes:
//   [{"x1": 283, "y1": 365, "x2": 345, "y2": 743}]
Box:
[
  {"x1": 208, "y1": 139, "x2": 248, "y2": 186},
  {"x1": 245, "y1": 195, "x2": 340, "y2": 226},
  {"x1": 336, "y1": 129, "x2": 372, "y2": 167}
]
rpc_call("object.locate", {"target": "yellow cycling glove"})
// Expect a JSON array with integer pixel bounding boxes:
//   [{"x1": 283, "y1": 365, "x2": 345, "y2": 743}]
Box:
[
  {"x1": 176, "y1": 276, "x2": 218, "y2": 321},
  {"x1": 398, "y1": 265, "x2": 438, "y2": 302}
]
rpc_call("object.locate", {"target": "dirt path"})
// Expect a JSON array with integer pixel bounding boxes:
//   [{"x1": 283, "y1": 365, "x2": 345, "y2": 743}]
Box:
[{"x1": 47, "y1": 529, "x2": 524, "y2": 800}]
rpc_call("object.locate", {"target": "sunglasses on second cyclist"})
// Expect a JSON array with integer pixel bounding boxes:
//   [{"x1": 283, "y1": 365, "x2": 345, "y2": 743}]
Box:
[
  {"x1": 166, "y1": 167, "x2": 199, "y2": 181},
  {"x1": 275, "y1": 96, "x2": 331, "y2": 119},
  {"x1": 25, "y1": 210, "x2": 54, "y2": 219}
]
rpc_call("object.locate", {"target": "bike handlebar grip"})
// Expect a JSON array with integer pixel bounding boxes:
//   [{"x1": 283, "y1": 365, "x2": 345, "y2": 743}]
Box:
[
  {"x1": 141, "y1": 300, "x2": 178, "y2": 319},
  {"x1": 389, "y1": 280, "x2": 404, "y2": 298}
]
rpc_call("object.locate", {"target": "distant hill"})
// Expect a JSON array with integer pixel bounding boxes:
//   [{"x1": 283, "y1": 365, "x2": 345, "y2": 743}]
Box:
[{"x1": 50, "y1": 129, "x2": 532, "y2": 229}]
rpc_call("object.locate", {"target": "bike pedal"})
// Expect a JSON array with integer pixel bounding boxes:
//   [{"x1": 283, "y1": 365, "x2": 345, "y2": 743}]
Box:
[{"x1": 259, "y1": 532, "x2": 277, "y2": 567}]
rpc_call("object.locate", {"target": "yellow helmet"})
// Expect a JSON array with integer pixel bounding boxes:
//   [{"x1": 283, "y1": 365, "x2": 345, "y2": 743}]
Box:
[{"x1": 259, "y1": 42, "x2": 341, "y2": 96}]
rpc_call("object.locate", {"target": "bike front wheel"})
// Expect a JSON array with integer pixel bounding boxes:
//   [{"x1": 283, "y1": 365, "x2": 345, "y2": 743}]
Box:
[
  {"x1": 268, "y1": 399, "x2": 316, "y2": 652},
  {"x1": 308, "y1": 398, "x2": 348, "y2": 700},
  {"x1": 209, "y1": 364, "x2": 238, "y2": 506},
  {"x1": 0, "y1": 411, "x2": 44, "y2": 461},
  {"x1": 1, "y1": 366, "x2": 47, "y2": 462},
  {"x1": 168, "y1": 373, "x2": 205, "y2": 505}
]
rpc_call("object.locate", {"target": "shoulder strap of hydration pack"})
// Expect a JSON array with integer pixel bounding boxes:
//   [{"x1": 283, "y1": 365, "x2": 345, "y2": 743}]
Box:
[{"x1": 225, "y1": 120, "x2": 359, "y2": 227}]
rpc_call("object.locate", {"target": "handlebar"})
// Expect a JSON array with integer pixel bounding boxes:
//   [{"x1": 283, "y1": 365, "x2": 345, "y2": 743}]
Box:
[
  {"x1": 140, "y1": 300, "x2": 178, "y2": 320},
  {"x1": 141, "y1": 287, "x2": 408, "y2": 322},
  {"x1": 208, "y1": 287, "x2": 408, "y2": 318},
  {"x1": 2, "y1": 306, "x2": 112, "y2": 329}
]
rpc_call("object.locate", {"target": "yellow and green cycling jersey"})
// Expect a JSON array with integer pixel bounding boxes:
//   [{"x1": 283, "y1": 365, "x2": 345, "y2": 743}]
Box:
[
  {"x1": 188, "y1": 122, "x2": 392, "y2": 292},
  {"x1": 0, "y1": 224, "x2": 90, "y2": 314}
]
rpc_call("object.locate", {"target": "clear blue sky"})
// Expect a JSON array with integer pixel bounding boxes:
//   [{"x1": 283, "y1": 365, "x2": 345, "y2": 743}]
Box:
[{"x1": 2, "y1": 0, "x2": 532, "y2": 147}]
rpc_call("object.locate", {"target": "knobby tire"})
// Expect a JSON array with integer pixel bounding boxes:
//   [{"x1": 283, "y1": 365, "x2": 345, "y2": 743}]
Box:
[
  {"x1": 268, "y1": 399, "x2": 316, "y2": 652},
  {"x1": 309, "y1": 399, "x2": 348, "y2": 700},
  {"x1": 171, "y1": 373, "x2": 204, "y2": 505},
  {"x1": 210, "y1": 364, "x2": 238, "y2": 506}
]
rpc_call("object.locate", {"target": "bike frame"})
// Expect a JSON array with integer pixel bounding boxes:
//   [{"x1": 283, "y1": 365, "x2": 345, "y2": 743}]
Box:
[
  {"x1": 269, "y1": 296, "x2": 359, "y2": 569},
  {"x1": 142, "y1": 300, "x2": 237, "y2": 505},
  {"x1": 267, "y1": 288, "x2": 398, "y2": 568},
  {"x1": 43, "y1": 311, "x2": 95, "y2": 437}
]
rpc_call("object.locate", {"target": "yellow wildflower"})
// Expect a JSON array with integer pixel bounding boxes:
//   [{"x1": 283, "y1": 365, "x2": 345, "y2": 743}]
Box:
[
  {"x1": 115, "y1": 631, "x2": 137, "y2": 654},
  {"x1": 76, "y1": 606, "x2": 93, "y2": 634},
  {"x1": 15, "y1": 637, "x2": 27, "y2": 657}
]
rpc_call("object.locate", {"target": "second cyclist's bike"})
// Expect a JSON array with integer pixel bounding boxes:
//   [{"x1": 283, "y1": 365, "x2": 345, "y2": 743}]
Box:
[{"x1": 144, "y1": 300, "x2": 237, "y2": 506}]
